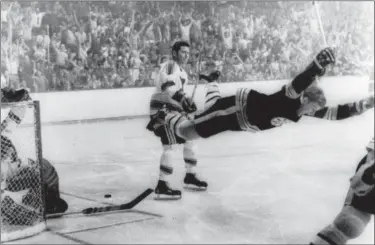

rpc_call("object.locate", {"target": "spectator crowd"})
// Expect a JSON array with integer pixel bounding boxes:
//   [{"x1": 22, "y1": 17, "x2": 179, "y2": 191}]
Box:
[{"x1": 1, "y1": 1, "x2": 373, "y2": 93}]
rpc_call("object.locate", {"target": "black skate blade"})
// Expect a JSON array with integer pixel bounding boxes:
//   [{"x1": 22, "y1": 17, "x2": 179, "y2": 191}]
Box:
[
  {"x1": 184, "y1": 184, "x2": 207, "y2": 191},
  {"x1": 154, "y1": 193, "x2": 182, "y2": 201}
]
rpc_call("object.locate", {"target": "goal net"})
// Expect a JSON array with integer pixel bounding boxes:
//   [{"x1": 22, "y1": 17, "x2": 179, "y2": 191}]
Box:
[{"x1": 1, "y1": 101, "x2": 46, "y2": 243}]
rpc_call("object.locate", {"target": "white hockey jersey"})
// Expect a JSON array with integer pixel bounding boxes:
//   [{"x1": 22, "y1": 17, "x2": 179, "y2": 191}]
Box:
[
  {"x1": 155, "y1": 60, "x2": 188, "y2": 94},
  {"x1": 150, "y1": 61, "x2": 189, "y2": 116}
]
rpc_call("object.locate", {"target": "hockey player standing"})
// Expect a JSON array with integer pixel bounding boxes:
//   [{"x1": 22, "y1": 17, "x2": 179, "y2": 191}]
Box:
[
  {"x1": 310, "y1": 138, "x2": 375, "y2": 244},
  {"x1": 147, "y1": 48, "x2": 374, "y2": 140},
  {"x1": 148, "y1": 40, "x2": 207, "y2": 200}
]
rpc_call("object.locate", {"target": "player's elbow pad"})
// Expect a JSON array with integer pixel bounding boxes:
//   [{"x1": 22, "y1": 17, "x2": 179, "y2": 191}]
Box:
[
  {"x1": 160, "y1": 73, "x2": 177, "y2": 92},
  {"x1": 161, "y1": 80, "x2": 176, "y2": 92}
]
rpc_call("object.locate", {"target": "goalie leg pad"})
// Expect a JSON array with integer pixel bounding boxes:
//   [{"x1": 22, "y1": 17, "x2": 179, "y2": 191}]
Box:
[{"x1": 1, "y1": 196, "x2": 40, "y2": 226}]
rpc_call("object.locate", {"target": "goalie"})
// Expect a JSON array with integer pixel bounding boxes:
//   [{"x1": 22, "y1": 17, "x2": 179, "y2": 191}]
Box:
[
  {"x1": 1, "y1": 136, "x2": 68, "y2": 225},
  {"x1": 310, "y1": 138, "x2": 375, "y2": 244}
]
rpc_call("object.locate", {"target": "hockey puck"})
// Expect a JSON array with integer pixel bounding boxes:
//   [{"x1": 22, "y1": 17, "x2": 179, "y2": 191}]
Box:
[{"x1": 104, "y1": 194, "x2": 111, "y2": 198}]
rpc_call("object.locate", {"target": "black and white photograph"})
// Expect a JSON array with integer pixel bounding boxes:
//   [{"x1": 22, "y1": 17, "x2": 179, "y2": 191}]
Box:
[{"x1": 0, "y1": 0, "x2": 374, "y2": 243}]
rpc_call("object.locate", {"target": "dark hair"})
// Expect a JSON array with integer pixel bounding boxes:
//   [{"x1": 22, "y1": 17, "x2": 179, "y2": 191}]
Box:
[{"x1": 171, "y1": 41, "x2": 190, "y2": 60}]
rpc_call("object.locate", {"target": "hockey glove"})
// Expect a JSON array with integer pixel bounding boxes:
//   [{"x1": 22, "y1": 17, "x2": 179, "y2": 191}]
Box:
[
  {"x1": 313, "y1": 47, "x2": 336, "y2": 76},
  {"x1": 146, "y1": 108, "x2": 167, "y2": 132},
  {"x1": 172, "y1": 89, "x2": 197, "y2": 113},
  {"x1": 199, "y1": 71, "x2": 221, "y2": 83},
  {"x1": 353, "y1": 95, "x2": 375, "y2": 115},
  {"x1": 363, "y1": 95, "x2": 374, "y2": 110},
  {"x1": 1, "y1": 88, "x2": 31, "y2": 103}
]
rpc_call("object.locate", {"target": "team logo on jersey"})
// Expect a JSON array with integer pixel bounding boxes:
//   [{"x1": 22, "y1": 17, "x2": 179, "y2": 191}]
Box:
[
  {"x1": 270, "y1": 117, "x2": 292, "y2": 127},
  {"x1": 180, "y1": 77, "x2": 186, "y2": 85}
]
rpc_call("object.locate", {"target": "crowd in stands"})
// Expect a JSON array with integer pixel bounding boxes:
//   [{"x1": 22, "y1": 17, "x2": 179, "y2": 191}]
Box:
[{"x1": 1, "y1": 1, "x2": 373, "y2": 93}]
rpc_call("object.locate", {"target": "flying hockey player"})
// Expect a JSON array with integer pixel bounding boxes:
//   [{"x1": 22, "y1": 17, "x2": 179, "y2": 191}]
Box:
[
  {"x1": 147, "y1": 40, "x2": 207, "y2": 200},
  {"x1": 147, "y1": 47, "x2": 374, "y2": 140},
  {"x1": 1, "y1": 135, "x2": 68, "y2": 224},
  {"x1": 310, "y1": 137, "x2": 375, "y2": 244}
]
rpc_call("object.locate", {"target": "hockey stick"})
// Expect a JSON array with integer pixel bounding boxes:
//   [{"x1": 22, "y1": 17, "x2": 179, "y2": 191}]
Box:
[
  {"x1": 191, "y1": 45, "x2": 204, "y2": 101},
  {"x1": 313, "y1": 1, "x2": 328, "y2": 47},
  {"x1": 47, "y1": 188, "x2": 154, "y2": 219}
]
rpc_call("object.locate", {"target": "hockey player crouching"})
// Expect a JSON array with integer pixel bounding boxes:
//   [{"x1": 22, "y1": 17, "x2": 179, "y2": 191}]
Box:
[
  {"x1": 1, "y1": 136, "x2": 68, "y2": 225},
  {"x1": 310, "y1": 138, "x2": 375, "y2": 244},
  {"x1": 147, "y1": 47, "x2": 374, "y2": 141},
  {"x1": 148, "y1": 40, "x2": 207, "y2": 200}
]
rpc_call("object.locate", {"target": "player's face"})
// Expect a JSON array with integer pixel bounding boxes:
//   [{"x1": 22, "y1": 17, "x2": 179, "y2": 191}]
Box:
[
  {"x1": 177, "y1": 46, "x2": 190, "y2": 65},
  {"x1": 301, "y1": 98, "x2": 325, "y2": 116}
]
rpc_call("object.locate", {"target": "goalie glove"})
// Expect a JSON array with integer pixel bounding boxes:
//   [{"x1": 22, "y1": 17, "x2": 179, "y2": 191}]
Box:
[
  {"x1": 313, "y1": 47, "x2": 336, "y2": 76},
  {"x1": 172, "y1": 89, "x2": 197, "y2": 113},
  {"x1": 1, "y1": 88, "x2": 31, "y2": 103},
  {"x1": 363, "y1": 95, "x2": 375, "y2": 110},
  {"x1": 352, "y1": 95, "x2": 375, "y2": 115}
]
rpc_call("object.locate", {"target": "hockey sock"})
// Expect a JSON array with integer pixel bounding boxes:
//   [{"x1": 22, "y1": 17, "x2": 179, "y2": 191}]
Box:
[
  {"x1": 183, "y1": 142, "x2": 197, "y2": 174},
  {"x1": 159, "y1": 146, "x2": 174, "y2": 182},
  {"x1": 205, "y1": 82, "x2": 221, "y2": 110}
]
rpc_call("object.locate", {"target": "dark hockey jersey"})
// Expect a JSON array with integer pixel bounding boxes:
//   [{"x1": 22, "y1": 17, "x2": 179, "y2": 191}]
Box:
[
  {"x1": 244, "y1": 87, "x2": 371, "y2": 131},
  {"x1": 244, "y1": 87, "x2": 302, "y2": 131},
  {"x1": 193, "y1": 87, "x2": 371, "y2": 138}
]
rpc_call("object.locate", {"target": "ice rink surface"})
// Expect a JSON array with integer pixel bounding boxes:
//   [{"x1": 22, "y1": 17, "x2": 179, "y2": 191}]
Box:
[{"x1": 5, "y1": 110, "x2": 375, "y2": 244}]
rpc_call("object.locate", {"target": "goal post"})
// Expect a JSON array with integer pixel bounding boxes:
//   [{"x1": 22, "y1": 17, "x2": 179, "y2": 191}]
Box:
[{"x1": 1, "y1": 100, "x2": 46, "y2": 243}]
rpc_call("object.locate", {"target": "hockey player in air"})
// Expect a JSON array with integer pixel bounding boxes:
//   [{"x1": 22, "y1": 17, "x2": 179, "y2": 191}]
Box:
[
  {"x1": 1, "y1": 135, "x2": 68, "y2": 225},
  {"x1": 310, "y1": 137, "x2": 375, "y2": 244},
  {"x1": 148, "y1": 40, "x2": 207, "y2": 200},
  {"x1": 147, "y1": 47, "x2": 374, "y2": 141}
]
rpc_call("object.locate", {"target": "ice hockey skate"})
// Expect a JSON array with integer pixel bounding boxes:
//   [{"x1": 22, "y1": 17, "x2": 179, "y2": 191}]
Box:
[
  {"x1": 183, "y1": 173, "x2": 208, "y2": 191},
  {"x1": 154, "y1": 180, "x2": 182, "y2": 200}
]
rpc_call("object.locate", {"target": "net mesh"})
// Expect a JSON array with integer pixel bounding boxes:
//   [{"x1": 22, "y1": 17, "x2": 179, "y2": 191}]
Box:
[{"x1": 1, "y1": 101, "x2": 46, "y2": 243}]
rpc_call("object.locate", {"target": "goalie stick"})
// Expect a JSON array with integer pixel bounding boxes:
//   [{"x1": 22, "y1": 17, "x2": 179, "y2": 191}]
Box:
[{"x1": 47, "y1": 188, "x2": 154, "y2": 219}]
